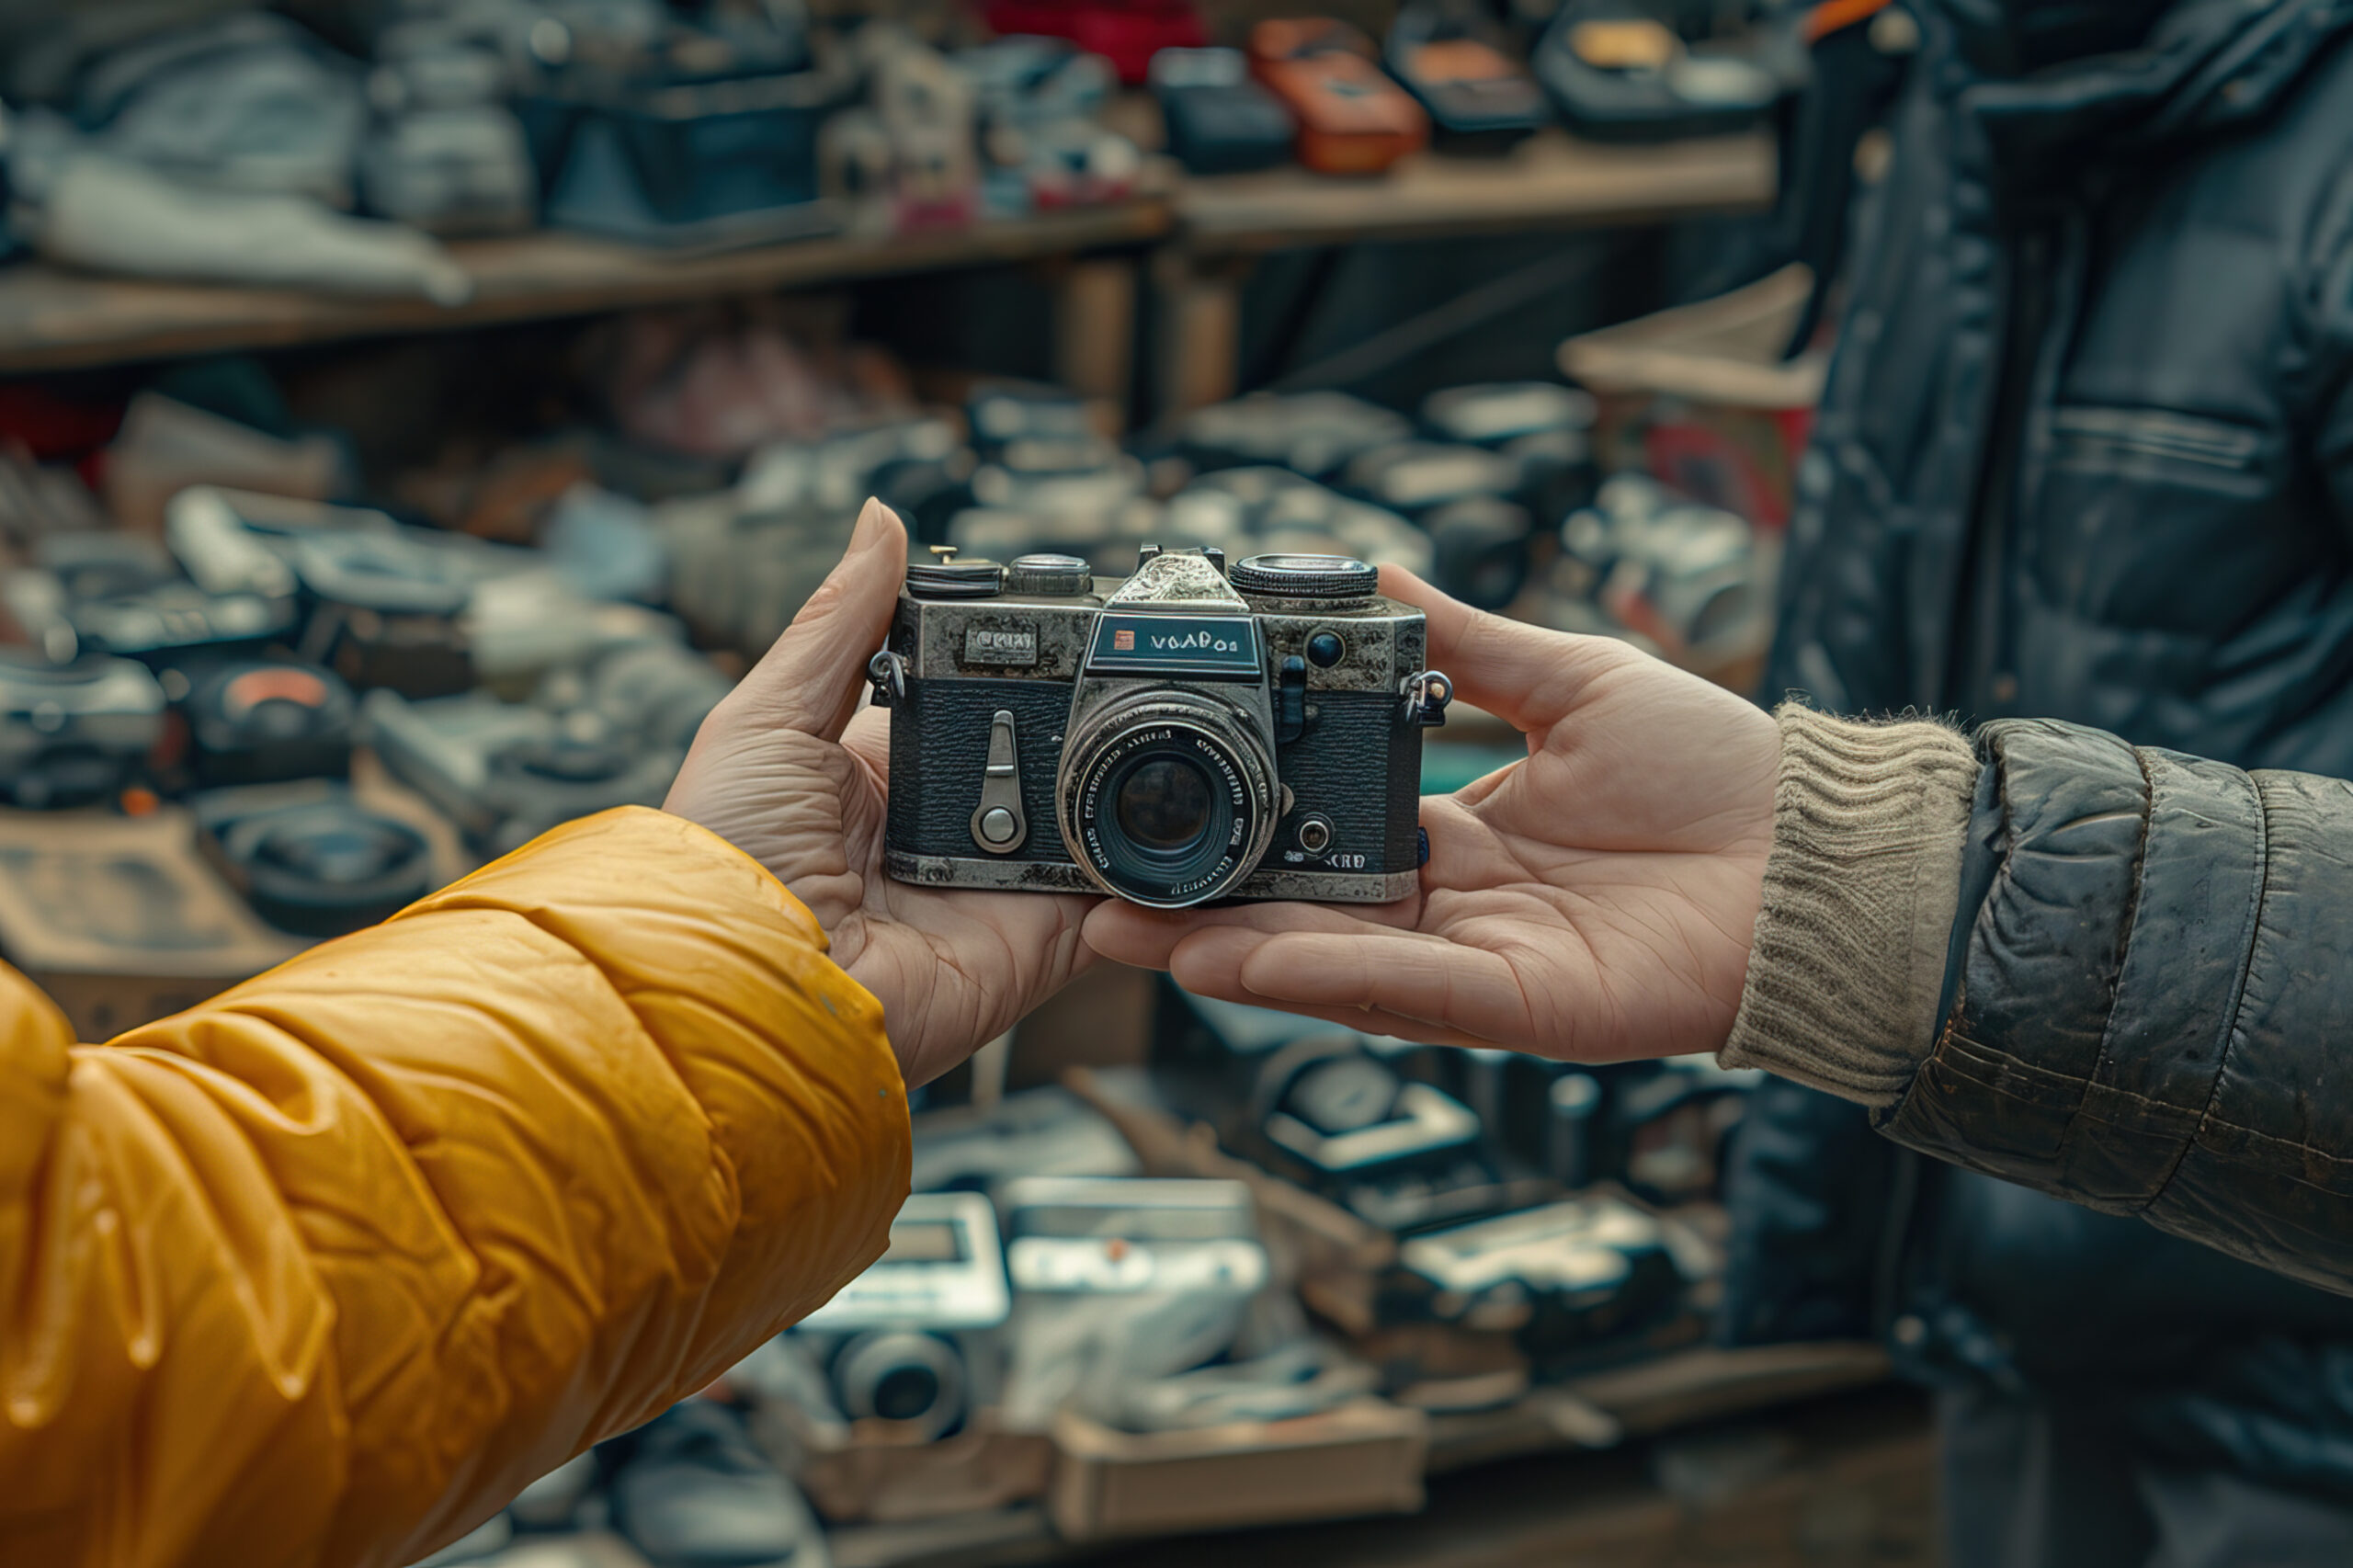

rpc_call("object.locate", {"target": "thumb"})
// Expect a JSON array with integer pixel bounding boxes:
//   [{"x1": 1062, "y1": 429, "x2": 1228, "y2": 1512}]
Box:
[
  {"x1": 1379, "y1": 562, "x2": 1633, "y2": 732},
  {"x1": 735, "y1": 497, "x2": 907, "y2": 740}
]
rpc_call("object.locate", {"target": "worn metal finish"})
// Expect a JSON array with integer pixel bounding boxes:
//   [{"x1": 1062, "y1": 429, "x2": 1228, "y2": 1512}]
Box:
[
  {"x1": 885, "y1": 848, "x2": 1420, "y2": 903},
  {"x1": 881, "y1": 547, "x2": 1441, "y2": 906}
]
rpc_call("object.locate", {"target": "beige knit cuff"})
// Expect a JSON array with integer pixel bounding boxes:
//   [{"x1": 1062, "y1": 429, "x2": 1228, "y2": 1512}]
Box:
[{"x1": 1720, "y1": 706, "x2": 1980, "y2": 1107}]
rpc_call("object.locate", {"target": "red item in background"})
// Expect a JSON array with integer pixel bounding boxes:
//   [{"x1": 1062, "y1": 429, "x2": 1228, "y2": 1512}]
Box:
[
  {"x1": 0, "y1": 384, "x2": 128, "y2": 463},
  {"x1": 983, "y1": 0, "x2": 1206, "y2": 84},
  {"x1": 1250, "y1": 19, "x2": 1430, "y2": 176}
]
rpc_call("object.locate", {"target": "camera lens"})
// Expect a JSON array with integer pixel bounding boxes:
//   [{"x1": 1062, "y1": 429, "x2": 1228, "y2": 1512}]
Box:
[
  {"x1": 1116, "y1": 756, "x2": 1213, "y2": 850},
  {"x1": 872, "y1": 1364, "x2": 943, "y2": 1424},
  {"x1": 1058, "y1": 694, "x2": 1278, "y2": 908},
  {"x1": 833, "y1": 1330, "x2": 967, "y2": 1442}
]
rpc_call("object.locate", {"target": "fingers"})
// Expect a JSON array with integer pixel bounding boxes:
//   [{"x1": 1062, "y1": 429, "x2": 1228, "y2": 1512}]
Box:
[
  {"x1": 1379, "y1": 563, "x2": 1634, "y2": 733},
  {"x1": 1160, "y1": 925, "x2": 1534, "y2": 1051},
  {"x1": 1086, "y1": 896, "x2": 1538, "y2": 1051},
  {"x1": 1081, "y1": 893, "x2": 1418, "y2": 972},
  {"x1": 733, "y1": 498, "x2": 907, "y2": 742}
]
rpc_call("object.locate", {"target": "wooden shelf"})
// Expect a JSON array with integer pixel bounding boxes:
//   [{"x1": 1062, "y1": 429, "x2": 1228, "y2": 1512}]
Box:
[
  {"x1": 1175, "y1": 130, "x2": 1775, "y2": 254},
  {"x1": 0, "y1": 201, "x2": 1175, "y2": 375}
]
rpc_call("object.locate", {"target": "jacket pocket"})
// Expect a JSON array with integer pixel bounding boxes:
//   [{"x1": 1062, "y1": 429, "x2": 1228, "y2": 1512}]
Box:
[
  {"x1": 2046, "y1": 405, "x2": 2263, "y2": 479},
  {"x1": 2027, "y1": 404, "x2": 2297, "y2": 636}
]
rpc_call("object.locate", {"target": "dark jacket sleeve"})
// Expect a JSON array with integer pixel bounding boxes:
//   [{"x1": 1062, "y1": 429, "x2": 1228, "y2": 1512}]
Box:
[{"x1": 1875, "y1": 718, "x2": 2353, "y2": 1297}]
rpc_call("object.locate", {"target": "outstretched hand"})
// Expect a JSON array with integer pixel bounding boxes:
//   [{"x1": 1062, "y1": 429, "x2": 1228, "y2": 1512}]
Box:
[
  {"x1": 1083, "y1": 567, "x2": 1781, "y2": 1063},
  {"x1": 665, "y1": 500, "x2": 1100, "y2": 1087}
]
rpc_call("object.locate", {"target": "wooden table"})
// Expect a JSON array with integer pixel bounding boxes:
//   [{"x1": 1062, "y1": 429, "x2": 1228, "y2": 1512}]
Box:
[{"x1": 1153, "y1": 130, "x2": 1776, "y2": 415}]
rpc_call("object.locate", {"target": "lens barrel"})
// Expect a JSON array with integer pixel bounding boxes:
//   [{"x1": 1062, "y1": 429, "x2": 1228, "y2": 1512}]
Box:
[{"x1": 1057, "y1": 692, "x2": 1277, "y2": 908}]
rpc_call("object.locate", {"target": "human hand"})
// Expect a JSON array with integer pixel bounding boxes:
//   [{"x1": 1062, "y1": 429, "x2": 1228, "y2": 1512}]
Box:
[
  {"x1": 665, "y1": 500, "x2": 1099, "y2": 1086},
  {"x1": 1083, "y1": 567, "x2": 1780, "y2": 1062}
]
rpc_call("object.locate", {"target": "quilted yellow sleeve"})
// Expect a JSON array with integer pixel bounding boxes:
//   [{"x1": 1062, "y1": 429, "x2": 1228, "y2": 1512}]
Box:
[{"x1": 0, "y1": 806, "x2": 909, "y2": 1568}]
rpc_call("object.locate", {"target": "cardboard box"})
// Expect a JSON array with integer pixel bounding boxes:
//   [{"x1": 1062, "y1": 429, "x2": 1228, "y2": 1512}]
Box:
[
  {"x1": 1048, "y1": 1401, "x2": 1428, "y2": 1540},
  {"x1": 0, "y1": 807, "x2": 306, "y2": 1040}
]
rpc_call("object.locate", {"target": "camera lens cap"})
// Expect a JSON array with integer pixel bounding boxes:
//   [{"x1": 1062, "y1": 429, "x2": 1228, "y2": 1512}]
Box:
[
  {"x1": 906, "y1": 556, "x2": 1006, "y2": 598},
  {"x1": 1230, "y1": 553, "x2": 1380, "y2": 600},
  {"x1": 1006, "y1": 553, "x2": 1092, "y2": 596}
]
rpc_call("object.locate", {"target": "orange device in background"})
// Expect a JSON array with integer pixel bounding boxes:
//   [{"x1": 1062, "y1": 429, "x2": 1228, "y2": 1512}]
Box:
[{"x1": 1248, "y1": 19, "x2": 1430, "y2": 176}]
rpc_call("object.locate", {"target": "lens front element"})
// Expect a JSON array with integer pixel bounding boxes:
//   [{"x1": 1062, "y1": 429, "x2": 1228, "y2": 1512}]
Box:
[
  {"x1": 1059, "y1": 694, "x2": 1277, "y2": 908},
  {"x1": 1116, "y1": 756, "x2": 1214, "y2": 850}
]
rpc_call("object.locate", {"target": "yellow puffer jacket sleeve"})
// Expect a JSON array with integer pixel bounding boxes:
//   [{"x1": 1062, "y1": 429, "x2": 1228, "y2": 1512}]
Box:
[{"x1": 0, "y1": 806, "x2": 910, "y2": 1568}]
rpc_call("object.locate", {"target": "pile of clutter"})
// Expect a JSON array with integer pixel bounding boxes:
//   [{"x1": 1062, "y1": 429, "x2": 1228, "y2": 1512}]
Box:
[
  {"x1": 1145, "y1": 0, "x2": 1805, "y2": 177},
  {"x1": 409, "y1": 991, "x2": 1764, "y2": 1566},
  {"x1": 0, "y1": 0, "x2": 1152, "y2": 299}
]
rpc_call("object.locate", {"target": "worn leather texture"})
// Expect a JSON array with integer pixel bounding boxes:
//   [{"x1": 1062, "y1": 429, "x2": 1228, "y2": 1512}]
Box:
[{"x1": 888, "y1": 679, "x2": 1423, "y2": 874}]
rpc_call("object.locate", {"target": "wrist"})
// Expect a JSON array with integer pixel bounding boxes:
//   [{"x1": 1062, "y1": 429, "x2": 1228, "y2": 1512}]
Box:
[{"x1": 1720, "y1": 706, "x2": 1979, "y2": 1105}]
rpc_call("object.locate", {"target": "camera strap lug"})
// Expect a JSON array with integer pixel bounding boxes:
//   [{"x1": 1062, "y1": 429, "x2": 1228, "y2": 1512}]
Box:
[
  {"x1": 1402, "y1": 669, "x2": 1453, "y2": 728},
  {"x1": 970, "y1": 709, "x2": 1029, "y2": 854},
  {"x1": 867, "y1": 649, "x2": 908, "y2": 708}
]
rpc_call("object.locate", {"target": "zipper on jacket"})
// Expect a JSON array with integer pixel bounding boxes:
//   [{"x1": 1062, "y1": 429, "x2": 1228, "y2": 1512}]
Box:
[{"x1": 1949, "y1": 215, "x2": 2057, "y2": 718}]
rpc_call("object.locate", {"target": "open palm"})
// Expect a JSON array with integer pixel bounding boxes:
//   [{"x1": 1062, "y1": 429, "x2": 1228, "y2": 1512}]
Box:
[
  {"x1": 1083, "y1": 566, "x2": 1781, "y2": 1063},
  {"x1": 667, "y1": 503, "x2": 1098, "y2": 1087}
]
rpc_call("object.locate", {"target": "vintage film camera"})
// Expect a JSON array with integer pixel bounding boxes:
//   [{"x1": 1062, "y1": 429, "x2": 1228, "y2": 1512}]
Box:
[
  {"x1": 791, "y1": 1192, "x2": 1012, "y2": 1442},
  {"x1": 909, "y1": 1085, "x2": 1142, "y2": 1197},
  {"x1": 997, "y1": 1176, "x2": 1272, "y2": 1431},
  {"x1": 363, "y1": 677, "x2": 688, "y2": 857},
  {"x1": 1392, "y1": 1194, "x2": 1685, "y2": 1361},
  {"x1": 1248, "y1": 1033, "x2": 1540, "y2": 1234},
  {"x1": 6, "y1": 532, "x2": 296, "y2": 667},
  {"x1": 0, "y1": 649, "x2": 168, "y2": 809},
  {"x1": 162, "y1": 655, "x2": 357, "y2": 788},
  {"x1": 870, "y1": 545, "x2": 1451, "y2": 909}
]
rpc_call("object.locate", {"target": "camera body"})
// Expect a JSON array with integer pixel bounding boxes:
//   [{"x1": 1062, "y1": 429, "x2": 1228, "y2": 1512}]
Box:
[
  {"x1": 997, "y1": 1176, "x2": 1272, "y2": 1431},
  {"x1": 1393, "y1": 1194, "x2": 1684, "y2": 1357},
  {"x1": 874, "y1": 546, "x2": 1449, "y2": 909},
  {"x1": 792, "y1": 1192, "x2": 1011, "y2": 1443},
  {"x1": 0, "y1": 650, "x2": 168, "y2": 809}
]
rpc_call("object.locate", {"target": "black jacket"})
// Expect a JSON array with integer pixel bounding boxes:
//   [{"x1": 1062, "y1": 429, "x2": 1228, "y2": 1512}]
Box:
[
  {"x1": 1731, "y1": 0, "x2": 2353, "y2": 1495},
  {"x1": 1834, "y1": 719, "x2": 2353, "y2": 1483}
]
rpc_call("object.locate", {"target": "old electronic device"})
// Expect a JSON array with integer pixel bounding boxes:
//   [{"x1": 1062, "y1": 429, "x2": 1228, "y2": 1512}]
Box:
[
  {"x1": 17, "y1": 530, "x2": 295, "y2": 666},
  {"x1": 1394, "y1": 1193, "x2": 1682, "y2": 1353},
  {"x1": 364, "y1": 687, "x2": 684, "y2": 857},
  {"x1": 1532, "y1": 0, "x2": 1802, "y2": 143},
  {"x1": 870, "y1": 545, "x2": 1449, "y2": 908},
  {"x1": 998, "y1": 1176, "x2": 1273, "y2": 1431},
  {"x1": 1422, "y1": 381, "x2": 1600, "y2": 522},
  {"x1": 1181, "y1": 389, "x2": 1414, "y2": 480},
  {"x1": 1385, "y1": 1, "x2": 1549, "y2": 155},
  {"x1": 1149, "y1": 47, "x2": 1296, "y2": 175},
  {"x1": 1002, "y1": 1176, "x2": 1269, "y2": 1298},
  {"x1": 794, "y1": 1192, "x2": 1012, "y2": 1441},
  {"x1": 1249, "y1": 18, "x2": 1429, "y2": 176},
  {"x1": 0, "y1": 650, "x2": 167, "y2": 809},
  {"x1": 192, "y1": 779, "x2": 437, "y2": 937},
  {"x1": 909, "y1": 1085, "x2": 1142, "y2": 1195},
  {"x1": 165, "y1": 655, "x2": 356, "y2": 787},
  {"x1": 1608, "y1": 1053, "x2": 1763, "y2": 1202},
  {"x1": 1245, "y1": 1033, "x2": 1529, "y2": 1233}
]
